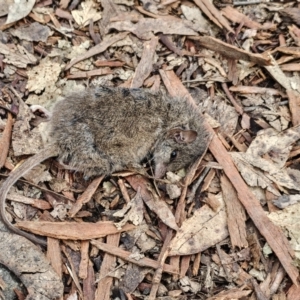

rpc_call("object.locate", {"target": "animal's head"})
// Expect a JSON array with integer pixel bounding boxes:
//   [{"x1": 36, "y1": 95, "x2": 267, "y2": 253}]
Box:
[{"x1": 153, "y1": 126, "x2": 208, "y2": 178}]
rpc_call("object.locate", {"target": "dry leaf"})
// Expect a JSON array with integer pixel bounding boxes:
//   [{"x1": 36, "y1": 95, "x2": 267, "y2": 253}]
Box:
[
  {"x1": 136, "y1": 232, "x2": 156, "y2": 252},
  {"x1": 169, "y1": 194, "x2": 228, "y2": 256},
  {"x1": 114, "y1": 190, "x2": 144, "y2": 228},
  {"x1": 247, "y1": 126, "x2": 300, "y2": 168},
  {"x1": 26, "y1": 58, "x2": 63, "y2": 107},
  {"x1": 5, "y1": 0, "x2": 35, "y2": 25},
  {"x1": 0, "y1": 42, "x2": 37, "y2": 68},
  {"x1": 10, "y1": 22, "x2": 51, "y2": 42},
  {"x1": 268, "y1": 203, "x2": 300, "y2": 259},
  {"x1": 71, "y1": 0, "x2": 101, "y2": 27},
  {"x1": 201, "y1": 96, "x2": 239, "y2": 136},
  {"x1": 50, "y1": 202, "x2": 69, "y2": 220},
  {"x1": 181, "y1": 5, "x2": 210, "y2": 33},
  {"x1": 0, "y1": 231, "x2": 63, "y2": 298},
  {"x1": 231, "y1": 126, "x2": 300, "y2": 193},
  {"x1": 265, "y1": 54, "x2": 300, "y2": 92},
  {"x1": 180, "y1": 276, "x2": 201, "y2": 293},
  {"x1": 49, "y1": 178, "x2": 70, "y2": 193},
  {"x1": 273, "y1": 194, "x2": 300, "y2": 209},
  {"x1": 12, "y1": 99, "x2": 44, "y2": 156},
  {"x1": 0, "y1": 0, "x2": 13, "y2": 17},
  {"x1": 23, "y1": 164, "x2": 52, "y2": 184},
  {"x1": 26, "y1": 58, "x2": 62, "y2": 94},
  {"x1": 126, "y1": 176, "x2": 179, "y2": 231},
  {"x1": 231, "y1": 152, "x2": 281, "y2": 195},
  {"x1": 108, "y1": 19, "x2": 198, "y2": 40},
  {"x1": 166, "y1": 183, "x2": 181, "y2": 199},
  {"x1": 30, "y1": 7, "x2": 53, "y2": 24},
  {"x1": 120, "y1": 264, "x2": 147, "y2": 294},
  {"x1": 222, "y1": 6, "x2": 273, "y2": 30},
  {"x1": 250, "y1": 154, "x2": 294, "y2": 186}
]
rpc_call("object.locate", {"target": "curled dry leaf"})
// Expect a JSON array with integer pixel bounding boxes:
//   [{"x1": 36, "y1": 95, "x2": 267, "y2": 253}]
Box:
[
  {"x1": 195, "y1": 36, "x2": 271, "y2": 66},
  {"x1": 131, "y1": 36, "x2": 158, "y2": 88}
]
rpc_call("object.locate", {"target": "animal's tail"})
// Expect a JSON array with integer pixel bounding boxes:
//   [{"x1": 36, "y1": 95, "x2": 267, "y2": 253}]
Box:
[{"x1": 0, "y1": 145, "x2": 58, "y2": 246}]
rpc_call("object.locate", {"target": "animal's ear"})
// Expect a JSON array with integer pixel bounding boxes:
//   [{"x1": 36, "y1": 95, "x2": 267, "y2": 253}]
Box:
[{"x1": 168, "y1": 129, "x2": 198, "y2": 144}]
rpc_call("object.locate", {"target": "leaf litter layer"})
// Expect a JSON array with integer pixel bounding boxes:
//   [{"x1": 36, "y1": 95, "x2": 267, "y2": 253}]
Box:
[{"x1": 0, "y1": 0, "x2": 300, "y2": 299}]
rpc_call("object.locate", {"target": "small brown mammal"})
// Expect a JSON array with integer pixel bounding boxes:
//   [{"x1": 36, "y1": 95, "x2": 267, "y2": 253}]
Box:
[{"x1": 0, "y1": 87, "x2": 209, "y2": 245}]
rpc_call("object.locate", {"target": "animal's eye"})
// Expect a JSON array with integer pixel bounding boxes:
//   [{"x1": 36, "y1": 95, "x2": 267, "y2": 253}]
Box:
[{"x1": 170, "y1": 150, "x2": 177, "y2": 160}]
